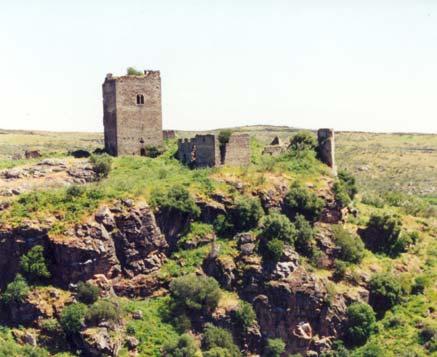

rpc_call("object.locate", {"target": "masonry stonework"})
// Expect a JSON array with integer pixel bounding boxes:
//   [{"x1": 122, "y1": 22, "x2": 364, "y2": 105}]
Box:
[
  {"x1": 317, "y1": 128, "x2": 337, "y2": 174},
  {"x1": 103, "y1": 71, "x2": 163, "y2": 156},
  {"x1": 178, "y1": 134, "x2": 250, "y2": 168}
]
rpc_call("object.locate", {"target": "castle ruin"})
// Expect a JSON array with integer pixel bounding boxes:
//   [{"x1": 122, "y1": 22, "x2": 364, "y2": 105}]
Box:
[
  {"x1": 178, "y1": 133, "x2": 251, "y2": 167},
  {"x1": 102, "y1": 71, "x2": 163, "y2": 156},
  {"x1": 317, "y1": 128, "x2": 336, "y2": 174}
]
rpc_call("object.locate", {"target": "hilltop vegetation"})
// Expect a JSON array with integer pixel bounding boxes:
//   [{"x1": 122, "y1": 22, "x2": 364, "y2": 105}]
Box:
[{"x1": 0, "y1": 127, "x2": 435, "y2": 356}]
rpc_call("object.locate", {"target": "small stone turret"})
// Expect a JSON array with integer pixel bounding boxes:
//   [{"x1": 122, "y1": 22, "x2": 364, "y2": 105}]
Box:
[{"x1": 317, "y1": 129, "x2": 337, "y2": 175}]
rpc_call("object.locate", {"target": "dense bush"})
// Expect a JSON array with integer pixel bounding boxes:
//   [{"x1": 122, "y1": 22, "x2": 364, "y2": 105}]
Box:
[
  {"x1": 294, "y1": 214, "x2": 315, "y2": 256},
  {"x1": 0, "y1": 274, "x2": 29, "y2": 304},
  {"x1": 368, "y1": 274, "x2": 402, "y2": 317},
  {"x1": 263, "y1": 338, "x2": 285, "y2": 357},
  {"x1": 333, "y1": 260, "x2": 349, "y2": 281},
  {"x1": 169, "y1": 274, "x2": 221, "y2": 314},
  {"x1": 261, "y1": 238, "x2": 284, "y2": 262},
  {"x1": 76, "y1": 281, "x2": 100, "y2": 304},
  {"x1": 333, "y1": 225, "x2": 365, "y2": 263},
  {"x1": 144, "y1": 145, "x2": 163, "y2": 158},
  {"x1": 85, "y1": 300, "x2": 121, "y2": 326},
  {"x1": 20, "y1": 245, "x2": 51, "y2": 282},
  {"x1": 259, "y1": 213, "x2": 296, "y2": 244},
  {"x1": 162, "y1": 333, "x2": 198, "y2": 356},
  {"x1": 202, "y1": 324, "x2": 241, "y2": 357},
  {"x1": 411, "y1": 275, "x2": 430, "y2": 295},
  {"x1": 213, "y1": 214, "x2": 234, "y2": 238},
  {"x1": 151, "y1": 184, "x2": 201, "y2": 218},
  {"x1": 234, "y1": 301, "x2": 256, "y2": 330},
  {"x1": 230, "y1": 196, "x2": 264, "y2": 232},
  {"x1": 90, "y1": 154, "x2": 112, "y2": 178},
  {"x1": 127, "y1": 67, "x2": 143, "y2": 76},
  {"x1": 338, "y1": 170, "x2": 358, "y2": 200},
  {"x1": 333, "y1": 181, "x2": 352, "y2": 207},
  {"x1": 289, "y1": 131, "x2": 317, "y2": 152},
  {"x1": 284, "y1": 182, "x2": 324, "y2": 221},
  {"x1": 361, "y1": 193, "x2": 385, "y2": 208},
  {"x1": 60, "y1": 303, "x2": 88, "y2": 334},
  {"x1": 362, "y1": 212, "x2": 405, "y2": 256},
  {"x1": 218, "y1": 130, "x2": 232, "y2": 145},
  {"x1": 345, "y1": 302, "x2": 376, "y2": 346}
]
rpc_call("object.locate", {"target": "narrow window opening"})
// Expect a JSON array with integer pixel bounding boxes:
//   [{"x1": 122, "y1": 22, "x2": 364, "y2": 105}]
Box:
[
  {"x1": 140, "y1": 95, "x2": 144, "y2": 104},
  {"x1": 136, "y1": 95, "x2": 140, "y2": 104}
]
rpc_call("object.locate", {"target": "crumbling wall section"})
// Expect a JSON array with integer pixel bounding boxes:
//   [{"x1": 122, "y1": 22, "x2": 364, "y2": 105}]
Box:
[
  {"x1": 317, "y1": 129, "x2": 336, "y2": 175},
  {"x1": 223, "y1": 134, "x2": 250, "y2": 166}
]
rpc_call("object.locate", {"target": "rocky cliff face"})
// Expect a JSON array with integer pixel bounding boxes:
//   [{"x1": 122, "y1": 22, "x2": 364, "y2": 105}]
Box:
[{"x1": 0, "y1": 201, "x2": 168, "y2": 292}]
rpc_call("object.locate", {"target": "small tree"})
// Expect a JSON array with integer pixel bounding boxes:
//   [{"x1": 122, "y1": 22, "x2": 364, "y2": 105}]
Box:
[
  {"x1": 263, "y1": 338, "x2": 285, "y2": 357},
  {"x1": 218, "y1": 130, "x2": 232, "y2": 145},
  {"x1": 202, "y1": 324, "x2": 241, "y2": 357},
  {"x1": 332, "y1": 225, "x2": 365, "y2": 264},
  {"x1": 284, "y1": 182, "x2": 324, "y2": 221},
  {"x1": 230, "y1": 197, "x2": 264, "y2": 232},
  {"x1": 60, "y1": 303, "x2": 88, "y2": 335},
  {"x1": 294, "y1": 214, "x2": 315, "y2": 256},
  {"x1": 20, "y1": 245, "x2": 51, "y2": 282},
  {"x1": 259, "y1": 213, "x2": 296, "y2": 244},
  {"x1": 169, "y1": 274, "x2": 221, "y2": 314},
  {"x1": 1, "y1": 274, "x2": 29, "y2": 304},
  {"x1": 234, "y1": 301, "x2": 256, "y2": 330},
  {"x1": 151, "y1": 185, "x2": 200, "y2": 218},
  {"x1": 345, "y1": 302, "x2": 376, "y2": 347},
  {"x1": 76, "y1": 281, "x2": 100, "y2": 305},
  {"x1": 162, "y1": 333, "x2": 199, "y2": 356},
  {"x1": 368, "y1": 273, "x2": 402, "y2": 317},
  {"x1": 90, "y1": 154, "x2": 112, "y2": 178}
]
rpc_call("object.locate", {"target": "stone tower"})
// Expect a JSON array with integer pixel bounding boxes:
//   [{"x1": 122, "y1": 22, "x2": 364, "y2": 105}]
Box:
[
  {"x1": 102, "y1": 70, "x2": 163, "y2": 156},
  {"x1": 317, "y1": 128, "x2": 337, "y2": 175}
]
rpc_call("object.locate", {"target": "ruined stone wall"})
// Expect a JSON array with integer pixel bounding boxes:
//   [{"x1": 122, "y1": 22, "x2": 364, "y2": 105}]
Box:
[
  {"x1": 317, "y1": 129, "x2": 336, "y2": 174},
  {"x1": 102, "y1": 76, "x2": 118, "y2": 155},
  {"x1": 177, "y1": 135, "x2": 218, "y2": 167},
  {"x1": 223, "y1": 134, "x2": 250, "y2": 166},
  {"x1": 103, "y1": 71, "x2": 163, "y2": 156},
  {"x1": 163, "y1": 130, "x2": 176, "y2": 140}
]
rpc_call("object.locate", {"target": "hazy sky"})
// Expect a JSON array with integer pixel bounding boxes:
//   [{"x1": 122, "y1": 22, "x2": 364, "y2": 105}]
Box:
[{"x1": 1, "y1": 0, "x2": 436, "y2": 133}]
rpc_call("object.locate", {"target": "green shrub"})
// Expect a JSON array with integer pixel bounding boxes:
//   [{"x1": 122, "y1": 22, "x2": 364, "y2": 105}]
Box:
[
  {"x1": 355, "y1": 342, "x2": 385, "y2": 357},
  {"x1": 218, "y1": 130, "x2": 232, "y2": 145},
  {"x1": 345, "y1": 302, "x2": 376, "y2": 347},
  {"x1": 361, "y1": 193, "x2": 385, "y2": 208},
  {"x1": 20, "y1": 245, "x2": 51, "y2": 282},
  {"x1": 169, "y1": 274, "x2": 221, "y2": 314},
  {"x1": 66, "y1": 185, "x2": 85, "y2": 198},
  {"x1": 41, "y1": 318, "x2": 61, "y2": 334},
  {"x1": 60, "y1": 303, "x2": 88, "y2": 334},
  {"x1": 362, "y1": 212, "x2": 405, "y2": 256},
  {"x1": 90, "y1": 154, "x2": 112, "y2": 178},
  {"x1": 202, "y1": 324, "x2": 241, "y2": 357},
  {"x1": 162, "y1": 333, "x2": 199, "y2": 356},
  {"x1": 338, "y1": 170, "x2": 358, "y2": 200},
  {"x1": 234, "y1": 301, "x2": 256, "y2": 330},
  {"x1": 213, "y1": 215, "x2": 234, "y2": 238},
  {"x1": 230, "y1": 196, "x2": 264, "y2": 232},
  {"x1": 151, "y1": 184, "x2": 200, "y2": 218},
  {"x1": 289, "y1": 131, "x2": 317, "y2": 152},
  {"x1": 127, "y1": 67, "x2": 143, "y2": 76},
  {"x1": 178, "y1": 223, "x2": 215, "y2": 248},
  {"x1": 76, "y1": 281, "x2": 100, "y2": 304},
  {"x1": 368, "y1": 274, "x2": 402, "y2": 317},
  {"x1": 263, "y1": 338, "x2": 285, "y2": 357},
  {"x1": 419, "y1": 325, "x2": 437, "y2": 345},
  {"x1": 284, "y1": 182, "x2": 324, "y2": 221},
  {"x1": 259, "y1": 213, "x2": 296, "y2": 244},
  {"x1": 85, "y1": 300, "x2": 121, "y2": 326},
  {"x1": 294, "y1": 214, "x2": 315, "y2": 256},
  {"x1": 0, "y1": 274, "x2": 29, "y2": 304},
  {"x1": 411, "y1": 275, "x2": 430, "y2": 295},
  {"x1": 261, "y1": 239, "x2": 284, "y2": 263},
  {"x1": 203, "y1": 347, "x2": 234, "y2": 357},
  {"x1": 333, "y1": 225, "x2": 365, "y2": 264},
  {"x1": 333, "y1": 260, "x2": 349, "y2": 281},
  {"x1": 333, "y1": 181, "x2": 351, "y2": 207}
]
